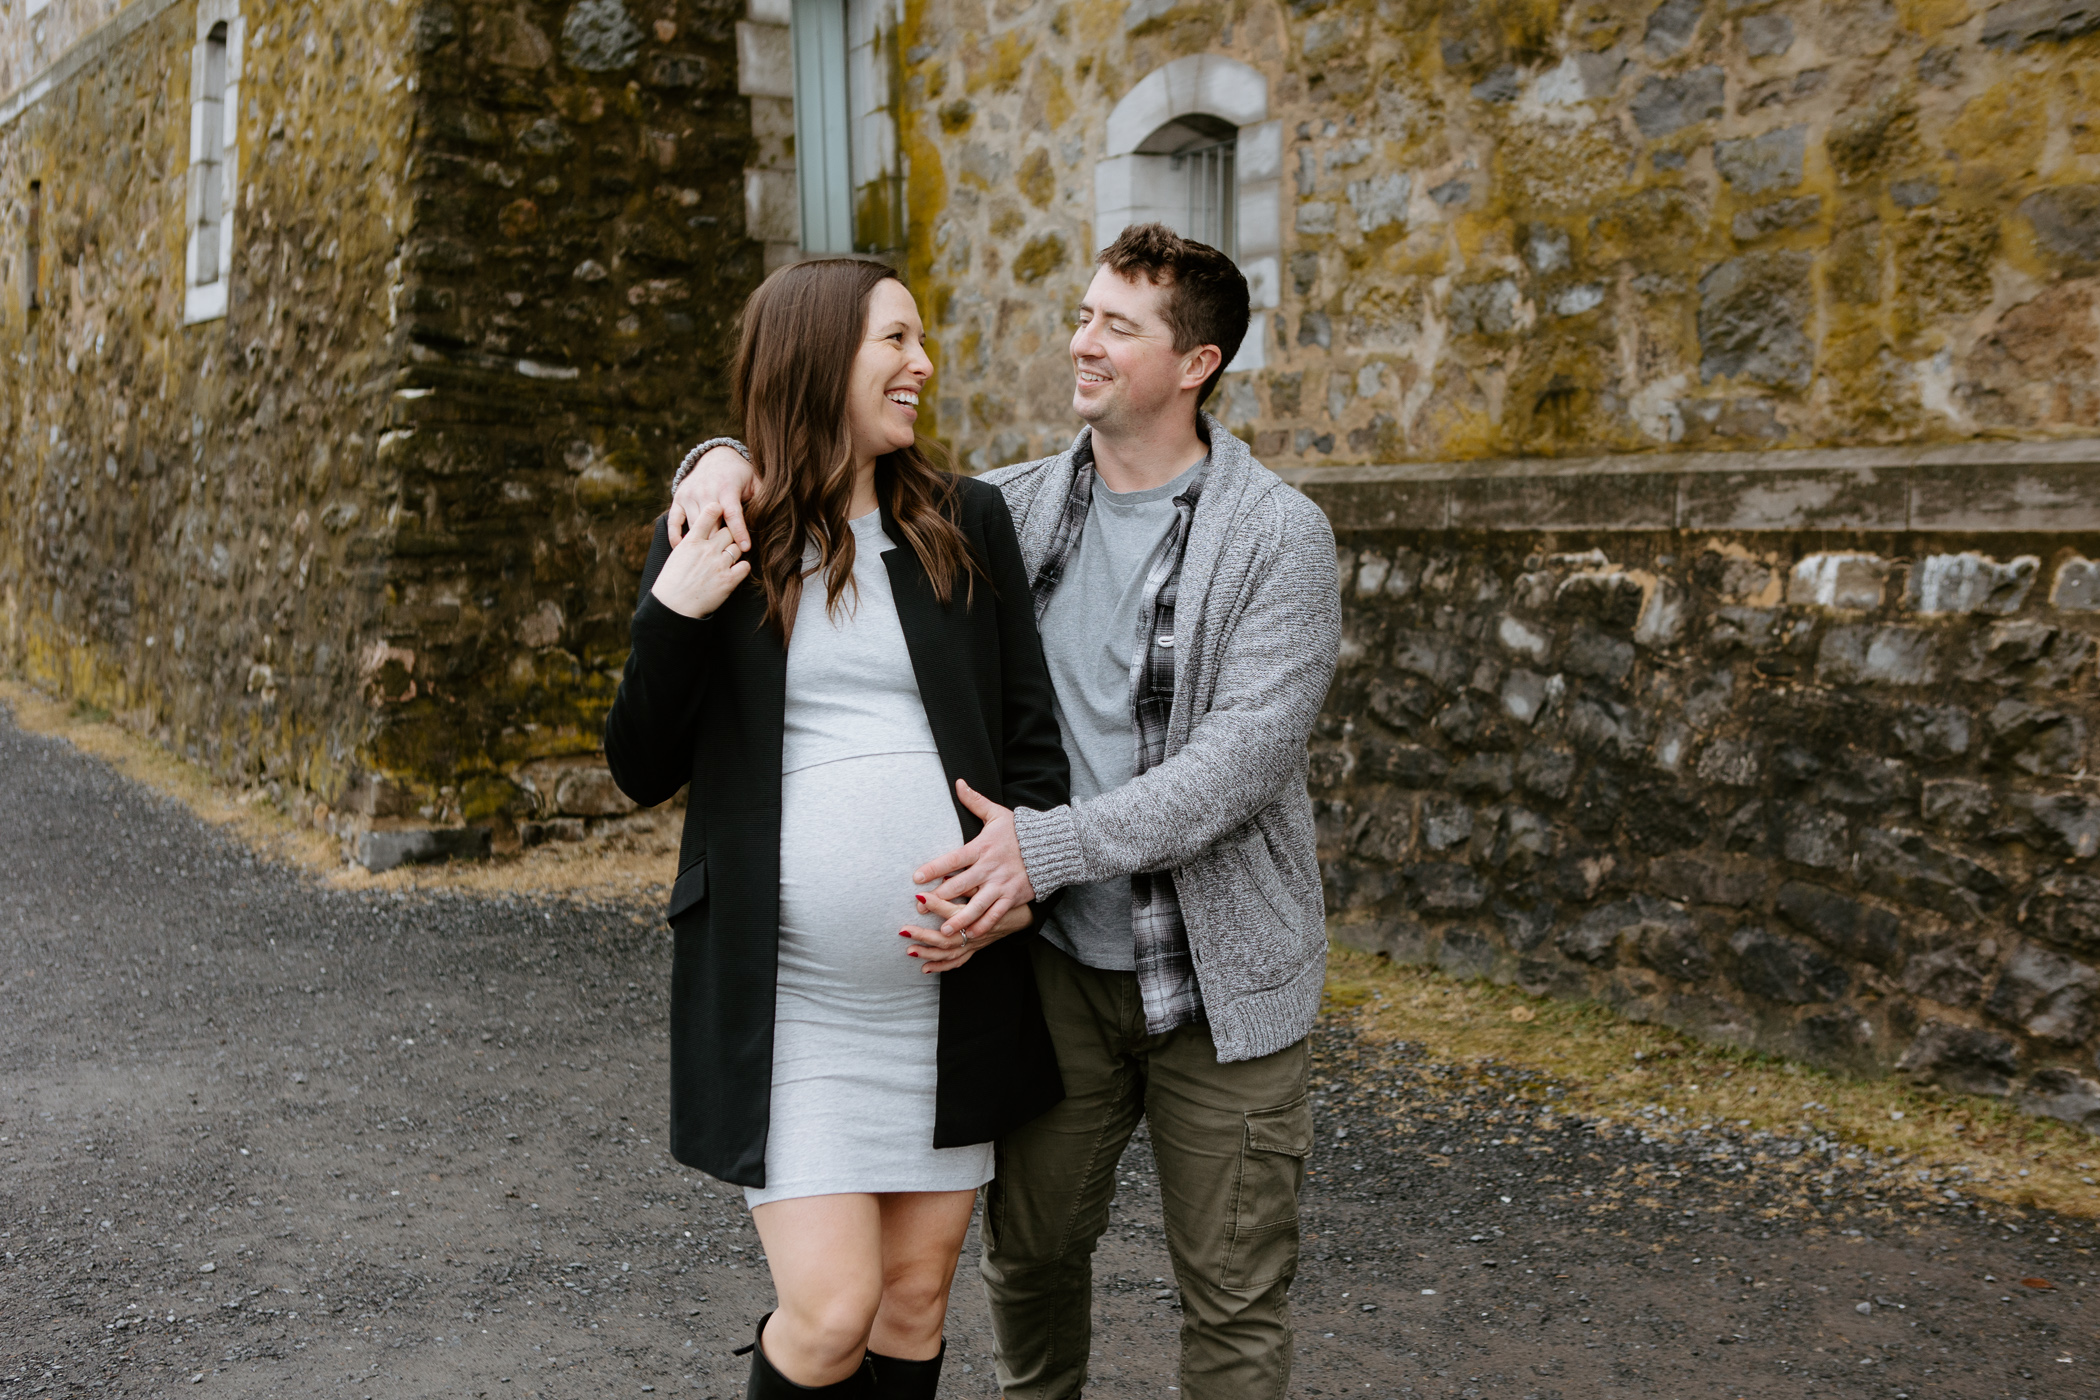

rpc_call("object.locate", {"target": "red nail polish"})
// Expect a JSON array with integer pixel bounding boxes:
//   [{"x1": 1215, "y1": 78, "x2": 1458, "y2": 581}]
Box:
[{"x1": 915, "y1": 894, "x2": 926, "y2": 905}]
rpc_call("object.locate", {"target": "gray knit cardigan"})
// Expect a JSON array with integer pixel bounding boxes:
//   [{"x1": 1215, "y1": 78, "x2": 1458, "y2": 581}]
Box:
[{"x1": 988, "y1": 416, "x2": 1342, "y2": 1063}]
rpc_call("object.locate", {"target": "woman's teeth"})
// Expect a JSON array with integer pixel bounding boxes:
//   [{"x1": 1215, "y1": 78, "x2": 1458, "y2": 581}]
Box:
[{"x1": 886, "y1": 390, "x2": 919, "y2": 406}]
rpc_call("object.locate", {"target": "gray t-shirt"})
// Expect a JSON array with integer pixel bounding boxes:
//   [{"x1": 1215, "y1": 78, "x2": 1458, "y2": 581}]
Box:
[{"x1": 1035, "y1": 456, "x2": 1207, "y2": 970}]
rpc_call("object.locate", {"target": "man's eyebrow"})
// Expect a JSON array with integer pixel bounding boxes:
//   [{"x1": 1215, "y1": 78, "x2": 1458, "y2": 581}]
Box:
[{"x1": 1082, "y1": 304, "x2": 1145, "y2": 326}]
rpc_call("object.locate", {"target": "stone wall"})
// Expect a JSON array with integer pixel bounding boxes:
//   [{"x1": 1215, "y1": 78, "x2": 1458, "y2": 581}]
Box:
[
  {"x1": 357, "y1": 0, "x2": 759, "y2": 839},
  {"x1": 1308, "y1": 452, "x2": 2100, "y2": 1127},
  {"x1": 0, "y1": 0, "x2": 419, "y2": 809},
  {"x1": 897, "y1": 0, "x2": 2100, "y2": 468},
  {"x1": 0, "y1": 1, "x2": 761, "y2": 858}
]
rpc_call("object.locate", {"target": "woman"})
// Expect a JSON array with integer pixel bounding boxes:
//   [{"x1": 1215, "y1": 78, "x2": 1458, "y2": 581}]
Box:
[{"x1": 603, "y1": 259, "x2": 1068, "y2": 1400}]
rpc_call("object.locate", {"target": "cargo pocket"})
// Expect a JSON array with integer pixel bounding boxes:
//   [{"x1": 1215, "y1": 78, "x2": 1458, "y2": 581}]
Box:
[{"x1": 1221, "y1": 1097, "x2": 1313, "y2": 1289}]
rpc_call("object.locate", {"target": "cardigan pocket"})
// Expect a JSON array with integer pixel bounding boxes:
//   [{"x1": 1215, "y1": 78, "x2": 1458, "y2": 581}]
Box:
[{"x1": 666, "y1": 860, "x2": 709, "y2": 922}]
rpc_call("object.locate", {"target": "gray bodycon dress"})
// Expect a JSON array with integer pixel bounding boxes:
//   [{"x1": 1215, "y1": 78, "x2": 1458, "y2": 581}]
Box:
[{"x1": 742, "y1": 510, "x2": 994, "y2": 1207}]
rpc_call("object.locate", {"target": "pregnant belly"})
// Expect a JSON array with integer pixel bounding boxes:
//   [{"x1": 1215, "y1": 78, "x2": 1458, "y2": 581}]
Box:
[{"x1": 777, "y1": 751, "x2": 966, "y2": 992}]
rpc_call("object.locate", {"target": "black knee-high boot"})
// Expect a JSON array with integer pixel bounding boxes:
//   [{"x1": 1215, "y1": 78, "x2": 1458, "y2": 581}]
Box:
[
  {"x1": 739, "y1": 1313, "x2": 876, "y2": 1398},
  {"x1": 866, "y1": 1339, "x2": 943, "y2": 1400}
]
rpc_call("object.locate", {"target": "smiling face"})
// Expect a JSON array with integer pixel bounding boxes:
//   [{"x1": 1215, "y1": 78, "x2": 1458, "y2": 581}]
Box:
[
  {"x1": 844, "y1": 277, "x2": 933, "y2": 468},
  {"x1": 1069, "y1": 265, "x2": 1218, "y2": 435}
]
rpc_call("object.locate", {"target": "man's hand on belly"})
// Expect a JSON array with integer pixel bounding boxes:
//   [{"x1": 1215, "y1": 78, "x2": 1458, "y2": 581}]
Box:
[{"x1": 913, "y1": 779, "x2": 1038, "y2": 940}]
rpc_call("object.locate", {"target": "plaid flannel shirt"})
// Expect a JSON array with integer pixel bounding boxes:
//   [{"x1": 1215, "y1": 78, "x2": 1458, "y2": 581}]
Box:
[{"x1": 1030, "y1": 437, "x2": 1207, "y2": 1035}]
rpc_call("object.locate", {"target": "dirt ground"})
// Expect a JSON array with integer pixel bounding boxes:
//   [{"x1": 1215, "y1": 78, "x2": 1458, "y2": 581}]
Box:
[{"x1": 2, "y1": 702, "x2": 2097, "y2": 1399}]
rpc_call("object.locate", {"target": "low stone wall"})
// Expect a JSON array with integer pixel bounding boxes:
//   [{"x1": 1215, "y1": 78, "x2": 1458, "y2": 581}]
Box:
[{"x1": 1303, "y1": 450, "x2": 2100, "y2": 1130}]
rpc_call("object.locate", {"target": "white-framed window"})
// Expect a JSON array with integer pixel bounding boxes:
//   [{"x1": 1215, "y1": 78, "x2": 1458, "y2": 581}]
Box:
[
  {"x1": 184, "y1": 3, "x2": 244, "y2": 326},
  {"x1": 1095, "y1": 56, "x2": 1282, "y2": 370},
  {"x1": 790, "y1": 0, "x2": 900, "y2": 254},
  {"x1": 1138, "y1": 114, "x2": 1238, "y2": 259}
]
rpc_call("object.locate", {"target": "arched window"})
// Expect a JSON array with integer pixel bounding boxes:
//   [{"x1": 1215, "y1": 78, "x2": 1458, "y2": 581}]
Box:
[
  {"x1": 1137, "y1": 113, "x2": 1237, "y2": 258},
  {"x1": 185, "y1": 4, "x2": 243, "y2": 325},
  {"x1": 1094, "y1": 56, "x2": 1281, "y2": 370}
]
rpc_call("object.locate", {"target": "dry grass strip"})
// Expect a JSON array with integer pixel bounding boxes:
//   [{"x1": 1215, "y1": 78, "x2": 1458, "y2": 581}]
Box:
[
  {"x1": 0, "y1": 677, "x2": 678, "y2": 904},
  {"x1": 1327, "y1": 945, "x2": 2100, "y2": 1222}
]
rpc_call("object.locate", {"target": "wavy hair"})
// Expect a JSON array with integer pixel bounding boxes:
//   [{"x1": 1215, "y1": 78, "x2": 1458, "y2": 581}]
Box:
[{"x1": 734, "y1": 259, "x2": 982, "y2": 643}]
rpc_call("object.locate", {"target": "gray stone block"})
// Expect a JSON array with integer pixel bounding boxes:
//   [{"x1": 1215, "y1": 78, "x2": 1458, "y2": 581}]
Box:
[
  {"x1": 1909, "y1": 552, "x2": 2039, "y2": 615},
  {"x1": 1858, "y1": 827, "x2": 2007, "y2": 921},
  {"x1": 1518, "y1": 746, "x2": 1578, "y2": 801},
  {"x1": 1350, "y1": 806, "x2": 1414, "y2": 865},
  {"x1": 2052, "y1": 557, "x2": 2100, "y2": 611},
  {"x1": 1406, "y1": 862, "x2": 1488, "y2": 913},
  {"x1": 355, "y1": 826, "x2": 494, "y2": 873},
  {"x1": 1897, "y1": 1019, "x2": 2019, "y2": 1096},
  {"x1": 1985, "y1": 942, "x2": 2099, "y2": 1045},
  {"x1": 1420, "y1": 795, "x2": 1474, "y2": 852},
  {"x1": 1903, "y1": 947, "x2": 1987, "y2": 1009},
  {"x1": 1984, "y1": 0, "x2": 2100, "y2": 52},
  {"x1": 1500, "y1": 668, "x2": 1552, "y2": 725},
  {"x1": 1983, "y1": 699, "x2": 2087, "y2": 776},
  {"x1": 1649, "y1": 855, "x2": 1763, "y2": 907},
  {"x1": 1693, "y1": 736, "x2": 1761, "y2": 788},
  {"x1": 1698, "y1": 251, "x2": 1814, "y2": 388},
  {"x1": 2024, "y1": 872, "x2": 2100, "y2": 954},
  {"x1": 1892, "y1": 705, "x2": 1973, "y2": 760},
  {"x1": 1645, "y1": 0, "x2": 1705, "y2": 57},
  {"x1": 1787, "y1": 551, "x2": 1888, "y2": 610},
  {"x1": 1563, "y1": 625, "x2": 1636, "y2": 682},
  {"x1": 2018, "y1": 1068, "x2": 2100, "y2": 1132},
  {"x1": 1437, "y1": 927, "x2": 1500, "y2": 978},
  {"x1": 1775, "y1": 880, "x2": 1903, "y2": 970},
  {"x1": 1714, "y1": 126, "x2": 1806, "y2": 194},
  {"x1": 1740, "y1": 13, "x2": 1795, "y2": 55},
  {"x1": 1727, "y1": 925, "x2": 1850, "y2": 1005},
  {"x1": 1360, "y1": 740, "x2": 1450, "y2": 787},
  {"x1": 1449, "y1": 752, "x2": 1517, "y2": 795},
  {"x1": 1919, "y1": 778, "x2": 1993, "y2": 836},
  {"x1": 1815, "y1": 625, "x2": 1940, "y2": 685},
  {"x1": 1732, "y1": 195, "x2": 1823, "y2": 241},
  {"x1": 563, "y1": 0, "x2": 646, "y2": 71},
  {"x1": 1631, "y1": 67, "x2": 1726, "y2": 138},
  {"x1": 1781, "y1": 809, "x2": 1849, "y2": 870}
]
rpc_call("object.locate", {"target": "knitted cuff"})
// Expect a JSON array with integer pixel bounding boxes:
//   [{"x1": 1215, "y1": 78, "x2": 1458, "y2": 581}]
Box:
[
  {"x1": 1013, "y1": 804, "x2": 1088, "y2": 899},
  {"x1": 669, "y1": 436, "x2": 751, "y2": 495}
]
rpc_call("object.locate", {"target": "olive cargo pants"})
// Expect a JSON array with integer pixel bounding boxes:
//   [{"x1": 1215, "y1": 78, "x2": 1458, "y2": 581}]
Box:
[{"x1": 980, "y1": 941, "x2": 1313, "y2": 1400}]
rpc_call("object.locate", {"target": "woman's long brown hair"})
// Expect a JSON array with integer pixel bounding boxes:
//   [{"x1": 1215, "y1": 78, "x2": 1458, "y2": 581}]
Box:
[{"x1": 734, "y1": 258, "x2": 983, "y2": 643}]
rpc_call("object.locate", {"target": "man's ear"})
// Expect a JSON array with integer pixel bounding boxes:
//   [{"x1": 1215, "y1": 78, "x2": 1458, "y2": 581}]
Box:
[{"x1": 1180, "y1": 343, "x2": 1223, "y2": 391}]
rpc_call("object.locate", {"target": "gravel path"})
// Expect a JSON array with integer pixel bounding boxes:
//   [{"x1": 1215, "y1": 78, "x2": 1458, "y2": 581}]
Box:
[{"x1": 1, "y1": 703, "x2": 2094, "y2": 1398}]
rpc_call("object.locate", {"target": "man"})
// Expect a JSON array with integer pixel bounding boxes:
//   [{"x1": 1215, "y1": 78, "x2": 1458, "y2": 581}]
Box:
[{"x1": 670, "y1": 223, "x2": 1340, "y2": 1400}]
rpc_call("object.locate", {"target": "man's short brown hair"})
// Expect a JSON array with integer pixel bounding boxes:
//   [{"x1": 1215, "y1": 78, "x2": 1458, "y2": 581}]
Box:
[{"x1": 1097, "y1": 223, "x2": 1250, "y2": 413}]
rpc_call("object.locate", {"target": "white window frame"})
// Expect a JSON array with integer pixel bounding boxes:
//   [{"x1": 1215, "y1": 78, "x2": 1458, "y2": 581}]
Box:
[
  {"x1": 791, "y1": 0, "x2": 852, "y2": 253},
  {"x1": 184, "y1": 2, "x2": 244, "y2": 326},
  {"x1": 1095, "y1": 55, "x2": 1281, "y2": 371},
  {"x1": 789, "y1": 0, "x2": 899, "y2": 255}
]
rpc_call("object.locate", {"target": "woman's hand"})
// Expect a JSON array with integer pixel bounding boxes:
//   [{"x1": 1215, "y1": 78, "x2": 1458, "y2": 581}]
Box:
[
  {"x1": 899, "y1": 892, "x2": 1034, "y2": 973},
  {"x1": 650, "y1": 501, "x2": 749, "y2": 619},
  {"x1": 669, "y1": 445, "x2": 756, "y2": 549}
]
